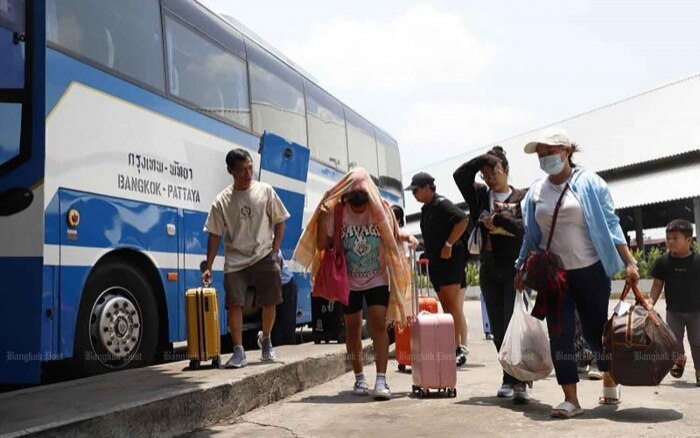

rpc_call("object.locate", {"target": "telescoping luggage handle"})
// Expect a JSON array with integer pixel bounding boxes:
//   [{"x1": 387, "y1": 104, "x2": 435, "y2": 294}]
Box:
[
  {"x1": 201, "y1": 280, "x2": 212, "y2": 312},
  {"x1": 416, "y1": 257, "x2": 431, "y2": 297},
  {"x1": 409, "y1": 250, "x2": 431, "y2": 318},
  {"x1": 409, "y1": 249, "x2": 418, "y2": 317}
]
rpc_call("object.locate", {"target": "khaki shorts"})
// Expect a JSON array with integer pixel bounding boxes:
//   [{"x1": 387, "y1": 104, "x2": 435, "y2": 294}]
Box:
[{"x1": 224, "y1": 252, "x2": 282, "y2": 308}]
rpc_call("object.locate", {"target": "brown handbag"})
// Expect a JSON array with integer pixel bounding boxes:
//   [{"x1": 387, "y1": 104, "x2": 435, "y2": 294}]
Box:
[{"x1": 603, "y1": 281, "x2": 682, "y2": 386}]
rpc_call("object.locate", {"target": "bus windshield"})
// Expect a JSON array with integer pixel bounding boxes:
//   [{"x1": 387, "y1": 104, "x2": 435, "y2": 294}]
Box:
[{"x1": 0, "y1": 0, "x2": 26, "y2": 169}]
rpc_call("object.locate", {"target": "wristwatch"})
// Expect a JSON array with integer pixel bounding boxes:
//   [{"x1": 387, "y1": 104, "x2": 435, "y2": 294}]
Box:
[{"x1": 444, "y1": 241, "x2": 452, "y2": 248}]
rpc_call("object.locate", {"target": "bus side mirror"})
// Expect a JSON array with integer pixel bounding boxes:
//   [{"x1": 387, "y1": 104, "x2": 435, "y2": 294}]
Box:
[{"x1": 0, "y1": 187, "x2": 33, "y2": 216}]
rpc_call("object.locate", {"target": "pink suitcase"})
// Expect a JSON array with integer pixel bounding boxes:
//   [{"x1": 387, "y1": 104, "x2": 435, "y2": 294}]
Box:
[{"x1": 411, "y1": 311, "x2": 457, "y2": 397}]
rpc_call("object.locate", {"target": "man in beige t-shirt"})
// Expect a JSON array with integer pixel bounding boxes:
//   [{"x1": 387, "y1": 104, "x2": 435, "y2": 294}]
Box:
[{"x1": 202, "y1": 148, "x2": 290, "y2": 368}]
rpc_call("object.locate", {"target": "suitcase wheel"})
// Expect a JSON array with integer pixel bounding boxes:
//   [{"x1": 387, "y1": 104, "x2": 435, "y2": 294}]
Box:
[
  {"x1": 398, "y1": 364, "x2": 406, "y2": 372},
  {"x1": 412, "y1": 385, "x2": 419, "y2": 394},
  {"x1": 189, "y1": 359, "x2": 200, "y2": 370},
  {"x1": 212, "y1": 356, "x2": 221, "y2": 369},
  {"x1": 447, "y1": 388, "x2": 457, "y2": 398}
]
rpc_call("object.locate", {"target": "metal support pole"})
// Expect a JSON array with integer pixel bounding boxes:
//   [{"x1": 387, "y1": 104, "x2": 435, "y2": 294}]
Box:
[
  {"x1": 694, "y1": 197, "x2": 700, "y2": 240},
  {"x1": 634, "y1": 207, "x2": 644, "y2": 253}
]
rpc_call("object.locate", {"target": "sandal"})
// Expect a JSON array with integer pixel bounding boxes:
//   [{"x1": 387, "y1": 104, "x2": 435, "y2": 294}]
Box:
[
  {"x1": 670, "y1": 358, "x2": 686, "y2": 378},
  {"x1": 587, "y1": 368, "x2": 604, "y2": 381},
  {"x1": 551, "y1": 401, "x2": 584, "y2": 419},
  {"x1": 599, "y1": 384, "x2": 621, "y2": 405}
]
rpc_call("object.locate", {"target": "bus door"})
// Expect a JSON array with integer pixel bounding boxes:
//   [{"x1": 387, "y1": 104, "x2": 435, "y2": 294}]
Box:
[
  {"x1": 258, "y1": 132, "x2": 310, "y2": 324},
  {"x1": 0, "y1": 0, "x2": 47, "y2": 384}
]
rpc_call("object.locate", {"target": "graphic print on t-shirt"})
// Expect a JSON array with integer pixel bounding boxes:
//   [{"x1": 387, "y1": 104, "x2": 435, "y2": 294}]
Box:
[
  {"x1": 240, "y1": 205, "x2": 252, "y2": 221},
  {"x1": 343, "y1": 224, "x2": 382, "y2": 280}
]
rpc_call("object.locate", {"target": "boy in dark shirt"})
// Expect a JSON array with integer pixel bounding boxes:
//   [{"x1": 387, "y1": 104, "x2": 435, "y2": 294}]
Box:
[{"x1": 650, "y1": 219, "x2": 700, "y2": 386}]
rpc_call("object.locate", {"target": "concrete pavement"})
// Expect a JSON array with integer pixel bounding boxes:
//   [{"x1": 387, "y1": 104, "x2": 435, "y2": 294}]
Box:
[
  {"x1": 0, "y1": 339, "x2": 375, "y2": 437},
  {"x1": 190, "y1": 299, "x2": 699, "y2": 438}
]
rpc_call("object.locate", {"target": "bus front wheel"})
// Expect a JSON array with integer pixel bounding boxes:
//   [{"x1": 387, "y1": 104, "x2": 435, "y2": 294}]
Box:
[{"x1": 74, "y1": 263, "x2": 160, "y2": 377}]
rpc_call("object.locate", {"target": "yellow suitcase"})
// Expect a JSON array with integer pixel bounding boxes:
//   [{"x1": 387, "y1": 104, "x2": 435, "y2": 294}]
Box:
[{"x1": 185, "y1": 287, "x2": 221, "y2": 369}]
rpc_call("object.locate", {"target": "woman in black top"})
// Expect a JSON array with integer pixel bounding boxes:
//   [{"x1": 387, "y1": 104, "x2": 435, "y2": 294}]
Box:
[
  {"x1": 407, "y1": 172, "x2": 470, "y2": 366},
  {"x1": 453, "y1": 146, "x2": 529, "y2": 403}
]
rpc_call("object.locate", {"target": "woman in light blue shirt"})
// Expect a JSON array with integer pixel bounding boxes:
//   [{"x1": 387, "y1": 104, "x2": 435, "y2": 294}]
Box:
[{"x1": 514, "y1": 129, "x2": 639, "y2": 419}]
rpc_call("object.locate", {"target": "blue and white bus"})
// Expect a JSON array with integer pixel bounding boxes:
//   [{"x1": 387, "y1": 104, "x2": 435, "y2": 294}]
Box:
[{"x1": 0, "y1": 0, "x2": 403, "y2": 384}]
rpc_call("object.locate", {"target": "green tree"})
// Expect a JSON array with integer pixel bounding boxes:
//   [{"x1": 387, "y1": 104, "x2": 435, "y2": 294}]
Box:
[
  {"x1": 645, "y1": 246, "x2": 662, "y2": 277},
  {"x1": 633, "y1": 249, "x2": 649, "y2": 278},
  {"x1": 466, "y1": 263, "x2": 479, "y2": 287}
]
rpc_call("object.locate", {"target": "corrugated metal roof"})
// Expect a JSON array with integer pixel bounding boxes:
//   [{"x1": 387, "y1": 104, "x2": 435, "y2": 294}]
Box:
[
  {"x1": 598, "y1": 149, "x2": 700, "y2": 175},
  {"x1": 607, "y1": 162, "x2": 700, "y2": 210}
]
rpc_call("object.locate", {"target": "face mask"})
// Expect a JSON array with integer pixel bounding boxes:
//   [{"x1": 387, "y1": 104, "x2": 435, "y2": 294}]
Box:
[
  {"x1": 539, "y1": 154, "x2": 565, "y2": 175},
  {"x1": 346, "y1": 191, "x2": 369, "y2": 207}
]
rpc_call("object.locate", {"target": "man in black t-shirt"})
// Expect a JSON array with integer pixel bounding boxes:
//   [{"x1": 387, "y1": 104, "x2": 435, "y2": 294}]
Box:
[
  {"x1": 407, "y1": 172, "x2": 469, "y2": 366},
  {"x1": 650, "y1": 219, "x2": 700, "y2": 386}
]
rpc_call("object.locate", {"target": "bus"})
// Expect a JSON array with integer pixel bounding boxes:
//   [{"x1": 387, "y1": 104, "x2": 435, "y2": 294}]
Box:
[{"x1": 0, "y1": 0, "x2": 403, "y2": 384}]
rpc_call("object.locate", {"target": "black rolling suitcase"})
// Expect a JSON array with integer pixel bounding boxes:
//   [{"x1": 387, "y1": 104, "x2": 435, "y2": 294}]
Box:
[{"x1": 311, "y1": 296, "x2": 346, "y2": 344}]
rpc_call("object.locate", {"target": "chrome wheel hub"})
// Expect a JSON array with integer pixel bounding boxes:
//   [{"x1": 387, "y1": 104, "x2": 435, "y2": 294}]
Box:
[{"x1": 90, "y1": 289, "x2": 141, "y2": 362}]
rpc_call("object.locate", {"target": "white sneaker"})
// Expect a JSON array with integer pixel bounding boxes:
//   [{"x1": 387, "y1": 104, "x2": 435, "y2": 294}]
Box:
[
  {"x1": 374, "y1": 379, "x2": 391, "y2": 400},
  {"x1": 497, "y1": 383, "x2": 514, "y2": 398},
  {"x1": 258, "y1": 334, "x2": 276, "y2": 362},
  {"x1": 225, "y1": 346, "x2": 247, "y2": 368},
  {"x1": 352, "y1": 380, "x2": 370, "y2": 396}
]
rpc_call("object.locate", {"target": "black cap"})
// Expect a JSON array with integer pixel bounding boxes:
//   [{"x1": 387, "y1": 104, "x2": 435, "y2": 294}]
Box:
[{"x1": 405, "y1": 172, "x2": 434, "y2": 191}]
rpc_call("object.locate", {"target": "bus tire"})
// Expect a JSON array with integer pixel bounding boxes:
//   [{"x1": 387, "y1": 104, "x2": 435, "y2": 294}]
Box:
[{"x1": 73, "y1": 262, "x2": 160, "y2": 377}]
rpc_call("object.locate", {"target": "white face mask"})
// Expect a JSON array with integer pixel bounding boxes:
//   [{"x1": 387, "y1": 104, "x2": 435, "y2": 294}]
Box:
[{"x1": 539, "y1": 154, "x2": 565, "y2": 175}]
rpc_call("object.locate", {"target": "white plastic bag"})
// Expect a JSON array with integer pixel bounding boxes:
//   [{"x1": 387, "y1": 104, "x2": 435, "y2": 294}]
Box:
[
  {"x1": 467, "y1": 226, "x2": 482, "y2": 255},
  {"x1": 498, "y1": 291, "x2": 553, "y2": 381}
]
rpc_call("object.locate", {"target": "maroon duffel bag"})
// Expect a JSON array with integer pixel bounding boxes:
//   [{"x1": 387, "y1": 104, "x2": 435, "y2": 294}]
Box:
[{"x1": 603, "y1": 281, "x2": 682, "y2": 386}]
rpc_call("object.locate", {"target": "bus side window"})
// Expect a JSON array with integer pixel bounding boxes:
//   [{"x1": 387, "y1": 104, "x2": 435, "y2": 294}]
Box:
[
  {"x1": 48, "y1": 0, "x2": 165, "y2": 92},
  {"x1": 163, "y1": 14, "x2": 250, "y2": 128},
  {"x1": 103, "y1": 28, "x2": 114, "y2": 68},
  {"x1": 247, "y1": 39, "x2": 307, "y2": 147},
  {"x1": 169, "y1": 67, "x2": 179, "y2": 95},
  {"x1": 376, "y1": 129, "x2": 403, "y2": 196},
  {"x1": 0, "y1": 102, "x2": 22, "y2": 167},
  {"x1": 0, "y1": 23, "x2": 23, "y2": 168},
  {"x1": 0, "y1": 0, "x2": 24, "y2": 34},
  {"x1": 345, "y1": 107, "x2": 379, "y2": 180},
  {"x1": 304, "y1": 80, "x2": 348, "y2": 172}
]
